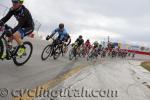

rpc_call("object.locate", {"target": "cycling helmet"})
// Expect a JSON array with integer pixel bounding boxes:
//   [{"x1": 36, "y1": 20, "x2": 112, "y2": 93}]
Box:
[
  {"x1": 94, "y1": 41, "x2": 98, "y2": 44},
  {"x1": 79, "y1": 35, "x2": 82, "y2": 39},
  {"x1": 12, "y1": 0, "x2": 24, "y2": 4},
  {"x1": 59, "y1": 23, "x2": 64, "y2": 29},
  {"x1": 94, "y1": 41, "x2": 98, "y2": 45}
]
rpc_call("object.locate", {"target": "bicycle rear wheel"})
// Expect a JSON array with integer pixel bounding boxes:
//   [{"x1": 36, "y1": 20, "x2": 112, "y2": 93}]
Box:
[{"x1": 53, "y1": 45, "x2": 61, "y2": 60}]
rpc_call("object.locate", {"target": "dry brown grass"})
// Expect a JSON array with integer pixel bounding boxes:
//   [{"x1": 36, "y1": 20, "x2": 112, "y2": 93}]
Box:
[{"x1": 141, "y1": 61, "x2": 150, "y2": 71}]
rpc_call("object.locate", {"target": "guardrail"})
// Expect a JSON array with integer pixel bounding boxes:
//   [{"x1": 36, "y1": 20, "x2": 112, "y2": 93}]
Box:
[{"x1": 123, "y1": 49, "x2": 150, "y2": 55}]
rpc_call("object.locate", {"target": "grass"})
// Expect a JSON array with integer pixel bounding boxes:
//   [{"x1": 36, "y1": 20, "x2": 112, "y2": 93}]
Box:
[{"x1": 141, "y1": 61, "x2": 150, "y2": 71}]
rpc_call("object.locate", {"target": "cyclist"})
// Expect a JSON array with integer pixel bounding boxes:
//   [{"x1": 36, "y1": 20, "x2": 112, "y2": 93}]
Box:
[
  {"x1": 75, "y1": 35, "x2": 84, "y2": 49},
  {"x1": 92, "y1": 41, "x2": 99, "y2": 57},
  {"x1": 74, "y1": 35, "x2": 84, "y2": 56},
  {"x1": 84, "y1": 39, "x2": 91, "y2": 49},
  {"x1": 46, "y1": 23, "x2": 70, "y2": 56},
  {"x1": 46, "y1": 23, "x2": 69, "y2": 45},
  {"x1": 93, "y1": 41, "x2": 99, "y2": 49},
  {"x1": 0, "y1": 0, "x2": 34, "y2": 58},
  {"x1": 84, "y1": 39, "x2": 91, "y2": 55}
]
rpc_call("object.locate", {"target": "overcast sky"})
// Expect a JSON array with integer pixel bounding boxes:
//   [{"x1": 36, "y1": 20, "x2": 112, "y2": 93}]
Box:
[{"x1": 0, "y1": 0, "x2": 150, "y2": 46}]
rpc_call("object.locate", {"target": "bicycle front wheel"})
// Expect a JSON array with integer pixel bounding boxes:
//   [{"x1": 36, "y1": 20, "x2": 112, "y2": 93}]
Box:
[
  {"x1": 69, "y1": 48, "x2": 75, "y2": 60},
  {"x1": 13, "y1": 41, "x2": 33, "y2": 66},
  {"x1": 41, "y1": 44, "x2": 52, "y2": 61}
]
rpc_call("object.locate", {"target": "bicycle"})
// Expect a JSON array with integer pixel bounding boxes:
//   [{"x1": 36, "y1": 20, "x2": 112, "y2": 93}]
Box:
[
  {"x1": 101, "y1": 49, "x2": 107, "y2": 58},
  {"x1": 41, "y1": 33, "x2": 62, "y2": 60},
  {"x1": 79, "y1": 44, "x2": 91, "y2": 58},
  {"x1": 0, "y1": 25, "x2": 33, "y2": 66},
  {"x1": 60, "y1": 37, "x2": 71, "y2": 56},
  {"x1": 87, "y1": 47, "x2": 99, "y2": 61}
]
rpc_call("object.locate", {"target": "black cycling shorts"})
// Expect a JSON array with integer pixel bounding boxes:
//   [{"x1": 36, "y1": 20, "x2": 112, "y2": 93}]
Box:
[{"x1": 17, "y1": 27, "x2": 34, "y2": 38}]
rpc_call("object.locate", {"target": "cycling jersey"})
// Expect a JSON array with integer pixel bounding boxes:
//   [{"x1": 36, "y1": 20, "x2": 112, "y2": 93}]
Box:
[
  {"x1": 0, "y1": 5, "x2": 34, "y2": 35},
  {"x1": 75, "y1": 38, "x2": 84, "y2": 47},
  {"x1": 85, "y1": 41, "x2": 91, "y2": 47},
  {"x1": 52, "y1": 28, "x2": 68, "y2": 41},
  {"x1": 93, "y1": 42, "x2": 99, "y2": 49}
]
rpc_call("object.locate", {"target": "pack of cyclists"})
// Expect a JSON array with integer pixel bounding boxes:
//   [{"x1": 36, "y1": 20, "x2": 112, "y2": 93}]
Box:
[{"x1": 0, "y1": 0, "x2": 136, "y2": 65}]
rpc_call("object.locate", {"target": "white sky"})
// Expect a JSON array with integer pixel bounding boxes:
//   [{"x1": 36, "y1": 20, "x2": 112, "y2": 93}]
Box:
[{"x1": 0, "y1": 0, "x2": 150, "y2": 46}]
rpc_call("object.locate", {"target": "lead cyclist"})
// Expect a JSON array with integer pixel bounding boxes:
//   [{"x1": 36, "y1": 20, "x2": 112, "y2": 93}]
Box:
[{"x1": 0, "y1": 0, "x2": 34, "y2": 58}]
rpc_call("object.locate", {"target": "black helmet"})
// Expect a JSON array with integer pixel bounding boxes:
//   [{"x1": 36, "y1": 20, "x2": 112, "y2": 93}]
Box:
[
  {"x1": 79, "y1": 35, "x2": 82, "y2": 39},
  {"x1": 59, "y1": 23, "x2": 64, "y2": 29},
  {"x1": 12, "y1": 0, "x2": 24, "y2": 4}
]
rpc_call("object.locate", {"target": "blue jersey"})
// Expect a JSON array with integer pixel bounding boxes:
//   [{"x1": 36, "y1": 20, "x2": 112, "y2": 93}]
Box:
[{"x1": 52, "y1": 28, "x2": 68, "y2": 41}]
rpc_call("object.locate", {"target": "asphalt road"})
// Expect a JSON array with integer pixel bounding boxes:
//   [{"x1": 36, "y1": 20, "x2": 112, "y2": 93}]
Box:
[
  {"x1": 0, "y1": 38, "x2": 85, "y2": 100},
  {"x1": 0, "y1": 38, "x2": 149, "y2": 100}
]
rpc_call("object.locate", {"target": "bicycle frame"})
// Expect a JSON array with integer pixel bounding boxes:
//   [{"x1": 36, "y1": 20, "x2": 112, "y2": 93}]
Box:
[
  {"x1": 0, "y1": 26, "x2": 9, "y2": 59},
  {"x1": 0, "y1": 37, "x2": 7, "y2": 59},
  {"x1": 0, "y1": 26, "x2": 17, "y2": 60}
]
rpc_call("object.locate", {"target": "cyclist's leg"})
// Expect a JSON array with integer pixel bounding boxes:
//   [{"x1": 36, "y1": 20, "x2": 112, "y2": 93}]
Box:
[
  {"x1": 57, "y1": 39, "x2": 63, "y2": 54},
  {"x1": 74, "y1": 45, "x2": 79, "y2": 58},
  {"x1": 13, "y1": 30, "x2": 23, "y2": 46},
  {"x1": 13, "y1": 28, "x2": 26, "y2": 56},
  {"x1": 23, "y1": 27, "x2": 34, "y2": 37},
  {"x1": 16, "y1": 28, "x2": 33, "y2": 56},
  {"x1": 14, "y1": 28, "x2": 34, "y2": 42}
]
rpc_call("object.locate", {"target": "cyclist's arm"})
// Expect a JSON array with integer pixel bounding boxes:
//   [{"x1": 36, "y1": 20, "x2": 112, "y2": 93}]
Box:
[
  {"x1": 49, "y1": 33, "x2": 55, "y2": 38},
  {"x1": 82, "y1": 40, "x2": 84, "y2": 45},
  {"x1": 75, "y1": 38, "x2": 79, "y2": 42},
  {"x1": 49, "y1": 28, "x2": 59, "y2": 38},
  {"x1": 0, "y1": 9, "x2": 13, "y2": 26}
]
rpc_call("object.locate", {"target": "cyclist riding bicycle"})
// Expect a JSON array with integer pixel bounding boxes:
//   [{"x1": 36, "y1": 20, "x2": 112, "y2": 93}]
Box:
[
  {"x1": 74, "y1": 35, "x2": 84, "y2": 55},
  {"x1": 84, "y1": 39, "x2": 91, "y2": 55},
  {"x1": 46, "y1": 23, "x2": 70, "y2": 45},
  {"x1": 92, "y1": 41, "x2": 99, "y2": 55},
  {"x1": 0, "y1": 0, "x2": 34, "y2": 58},
  {"x1": 75, "y1": 35, "x2": 84, "y2": 48},
  {"x1": 93, "y1": 41, "x2": 99, "y2": 48},
  {"x1": 84, "y1": 39, "x2": 91, "y2": 49}
]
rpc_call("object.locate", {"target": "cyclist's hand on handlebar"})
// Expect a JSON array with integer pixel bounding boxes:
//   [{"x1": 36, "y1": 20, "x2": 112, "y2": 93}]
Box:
[
  {"x1": 62, "y1": 40, "x2": 65, "y2": 44},
  {"x1": 46, "y1": 35, "x2": 50, "y2": 40}
]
